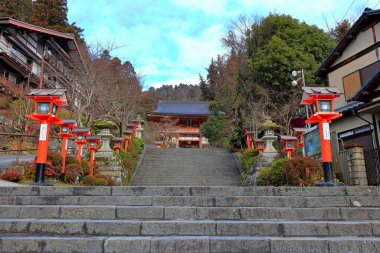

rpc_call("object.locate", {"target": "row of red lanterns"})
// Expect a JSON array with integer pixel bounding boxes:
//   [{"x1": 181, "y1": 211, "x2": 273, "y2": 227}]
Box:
[{"x1": 26, "y1": 88, "x2": 141, "y2": 185}]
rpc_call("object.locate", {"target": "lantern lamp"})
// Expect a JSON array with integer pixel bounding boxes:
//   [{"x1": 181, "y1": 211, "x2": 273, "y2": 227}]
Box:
[
  {"x1": 245, "y1": 131, "x2": 255, "y2": 150},
  {"x1": 27, "y1": 89, "x2": 67, "y2": 186},
  {"x1": 280, "y1": 135, "x2": 297, "y2": 158},
  {"x1": 112, "y1": 137, "x2": 124, "y2": 153},
  {"x1": 86, "y1": 136, "x2": 101, "y2": 176},
  {"x1": 301, "y1": 87, "x2": 343, "y2": 186},
  {"x1": 254, "y1": 139, "x2": 266, "y2": 154},
  {"x1": 72, "y1": 128, "x2": 90, "y2": 162},
  {"x1": 123, "y1": 129, "x2": 134, "y2": 151},
  {"x1": 57, "y1": 119, "x2": 77, "y2": 177},
  {"x1": 292, "y1": 127, "x2": 307, "y2": 147}
]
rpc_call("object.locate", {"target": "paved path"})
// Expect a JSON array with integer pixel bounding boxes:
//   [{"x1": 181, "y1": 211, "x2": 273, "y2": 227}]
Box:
[
  {"x1": 0, "y1": 179, "x2": 23, "y2": 186},
  {"x1": 0, "y1": 155, "x2": 35, "y2": 168}
]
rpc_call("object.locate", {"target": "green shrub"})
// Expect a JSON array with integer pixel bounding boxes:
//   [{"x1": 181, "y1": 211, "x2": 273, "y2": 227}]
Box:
[
  {"x1": 283, "y1": 157, "x2": 322, "y2": 186},
  {"x1": 257, "y1": 158, "x2": 288, "y2": 186},
  {"x1": 240, "y1": 149, "x2": 259, "y2": 171},
  {"x1": 66, "y1": 155, "x2": 80, "y2": 165},
  {"x1": 95, "y1": 178, "x2": 108, "y2": 186},
  {"x1": 65, "y1": 164, "x2": 83, "y2": 177},
  {"x1": 0, "y1": 167, "x2": 23, "y2": 182},
  {"x1": 82, "y1": 175, "x2": 96, "y2": 186},
  {"x1": 64, "y1": 171, "x2": 78, "y2": 184},
  {"x1": 47, "y1": 151, "x2": 63, "y2": 168},
  {"x1": 128, "y1": 136, "x2": 144, "y2": 157},
  {"x1": 81, "y1": 160, "x2": 91, "y2": 176},
  {"x1": 94, "y1": 174, "x2": 116, "y2": 186}
]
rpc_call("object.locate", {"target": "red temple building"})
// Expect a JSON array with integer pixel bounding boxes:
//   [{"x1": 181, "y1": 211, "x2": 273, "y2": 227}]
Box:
[{"x1": 147, "y1": 101, "x2": 210, "y2": 148}]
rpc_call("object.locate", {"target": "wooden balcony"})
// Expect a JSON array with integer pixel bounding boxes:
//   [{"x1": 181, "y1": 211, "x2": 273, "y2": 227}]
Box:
[{"x1": 0, "y1": 75, "x2": 29, "y2": 97}]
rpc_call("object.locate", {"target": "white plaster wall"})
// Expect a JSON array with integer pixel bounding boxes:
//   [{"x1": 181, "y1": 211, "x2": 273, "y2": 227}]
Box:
[
  {"x1": 328, "y1": 51, "x2": 378, "y2": 108},
  {"x1": 332, "y1": 28, "x2": 374, "y2": 66},
  {"x1": 330, "y1": 113, "x2": 372, "y2": 134}
]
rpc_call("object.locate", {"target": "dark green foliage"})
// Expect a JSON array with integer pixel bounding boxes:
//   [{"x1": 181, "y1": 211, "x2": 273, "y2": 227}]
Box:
[
  {"x1": 80, "y1": 160, "x2": 91, "y2": 176},
  {"x1": 257, "y1": 158, "x2": 288, "y2": 186},
  {"x1": 0, "y1": 0, "x2": 33, "y2": 22},
  {"x1": 94, "y1": 178, "x2": 108, "y2": 186},
  {"x1": 94, "y1": 174, "x2": 116, "y2": 186},
  {"x1": 82, "y1": 175, "x2": 96, "y2": 186},
  {"x1": 239, "y1": 149, "x2": 259, "y2": 185},
  {"x1": 66, "y1": 155, "x2": 80, "y2": 165},
  {"x1": 283, "y1": 157, "x2": 322, "y2": 186}
]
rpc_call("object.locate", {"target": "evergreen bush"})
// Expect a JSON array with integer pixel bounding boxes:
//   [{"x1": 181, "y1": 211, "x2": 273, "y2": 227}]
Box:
[{"x1": 282, "y1": 157, "x2": 322, "y2": 186}]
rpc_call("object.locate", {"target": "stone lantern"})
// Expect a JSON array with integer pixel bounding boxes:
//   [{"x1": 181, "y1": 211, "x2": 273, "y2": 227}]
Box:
[
  {"x1": 261, "y1": 117, "x2": 279, "y2": 162},
  {"x1": 301, "y1": 87, "x2": 343, "y2": 186},
  {"x1": 27, "y1": 88, "x2": 67, "y2": 185}
]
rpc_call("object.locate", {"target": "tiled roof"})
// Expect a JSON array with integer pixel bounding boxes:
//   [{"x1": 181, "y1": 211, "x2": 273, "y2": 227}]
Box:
[
  {"x1": 62, "y1": 119, "x2": 77, "y2": 125},
  {"x1": 86, "y1": 136, "x2": 101, "y2": 141},
  {"x1": 316, "y1": 8, "x2": 380, "y2": 76},
  {"x1": 72, "y1": 128, "x2": 90, "y2": 134},
  {"x1": 150, "y1": 101, "x2": 210, "y2": 116},
  {"x1": 335, "y1": 101, "x2": 365, "y2": 113}
]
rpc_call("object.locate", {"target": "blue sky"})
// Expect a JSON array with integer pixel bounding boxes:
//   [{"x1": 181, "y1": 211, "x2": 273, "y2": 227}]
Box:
[{"x1": 67, "y1": 0, "x2": 380, "y2": 89}]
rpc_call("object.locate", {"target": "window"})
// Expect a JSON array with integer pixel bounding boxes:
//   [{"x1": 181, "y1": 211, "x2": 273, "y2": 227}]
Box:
[
  {"x1": 37, "y1": 102, "x2": 50, "y2": 114},
  {"x1": 287, "y1": 142, "x2": 293, "y2": 148},
  {"x1": 61, "y1": 126, "x2": 68, "y2": 133},
  {"x1": 186, "y1": 119, "x2": 192, "y2": 126},
  {"x1": 342, "y1": 71, "x2": 361, "y2": 101},
  {"x1": 319, "y1": 100, "x2": 332, "y2": 112},
  {"x1": 311, "y1": 103, "x2": 317, "y2": 114},
  {"x1": 51, "y1": 104, "x2": 58, "y2": 115}
]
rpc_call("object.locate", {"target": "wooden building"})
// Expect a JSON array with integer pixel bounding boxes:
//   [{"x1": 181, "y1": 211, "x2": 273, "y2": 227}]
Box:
[
  {"x1": 147, "y1": 101, "x2": 210, "y2": 148},
  {"x1": 0, "y1": 17, "x2": 83, "y2": 98}
]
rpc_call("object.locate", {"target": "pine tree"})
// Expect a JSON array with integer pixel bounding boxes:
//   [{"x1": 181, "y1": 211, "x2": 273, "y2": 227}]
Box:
[{"x1": 30, "y1": 0, "x2": 68, "y2": 32}]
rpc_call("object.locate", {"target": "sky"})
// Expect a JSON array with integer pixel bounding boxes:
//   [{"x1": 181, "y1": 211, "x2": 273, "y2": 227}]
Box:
[{"x1": 67, "y1": 0, "x2": 380, "y2": 89}]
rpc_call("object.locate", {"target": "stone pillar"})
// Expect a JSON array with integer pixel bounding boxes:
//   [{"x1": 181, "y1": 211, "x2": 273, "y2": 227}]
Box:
[{"x1": 345, "y1": 144, "x2": 368, "y2": 186}]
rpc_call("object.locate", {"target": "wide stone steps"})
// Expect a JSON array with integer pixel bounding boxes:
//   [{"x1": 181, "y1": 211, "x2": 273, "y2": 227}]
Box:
[
  {"x1": 1, "y1": 186, "x2": 380, "y2": 252},
  {"x1": 2, "y1": 235, "x2": 380, "y2": 253},
  {"x1": 132, "y1": 148, "x2": 242, "y2": 186},
  {"x1": 1, "y1": 219, "x2": 380, "y2": 237}
]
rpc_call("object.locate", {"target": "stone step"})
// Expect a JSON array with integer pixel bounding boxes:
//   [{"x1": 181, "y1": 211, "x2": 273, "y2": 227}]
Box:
[
  {"x1": 1, "y1": 235, "x2": 380, "y2": 253},
  {"x1": 1, "y1": 205, "x2": 379, "y2": 221},
  {"x1": 1, "y1": 195, "x2": 377, "y2": 207},
  {"x1": 1, "y1": 219, "x2": 379, "y2": 237},
  {"x1": 0, "y1": 186, "x2": 378, "y2": 197}
]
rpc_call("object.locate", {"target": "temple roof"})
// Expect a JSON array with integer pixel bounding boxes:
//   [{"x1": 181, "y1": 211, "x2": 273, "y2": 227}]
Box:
[{"x1": 149, "y1": 101, "x2": 210, "y2": 116}]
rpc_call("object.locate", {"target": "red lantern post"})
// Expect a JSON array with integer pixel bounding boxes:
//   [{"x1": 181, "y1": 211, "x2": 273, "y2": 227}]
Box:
[
  {"x1": 301, "y1": 87, "x2": 343, "y2": 186},
  {"x1": 280, "y1": 135, "x2": 297, "y2": 158},
  {"x1": 72, "y1": 128, "x2": 90, "y2": 162},
  {"x1": 123, "y1": 129, "x2": 134, "y2": 151},
  {"x1": 242, "y1": 126, "x2": 251, "y2": 149},
  {"x1": 112, "y1": 137, "x2": 123, "y2": 153},
  {"x1": 126, "y1": 123, "x2": 137, "y2": 138},
  {"x1": 292, "y1": 127, "x2": 307, "y2": 147},
  {"x1": 27, "y1": 89, "x2": 67, "y2": 185},
  {"x1": 245, "y1": 131, "x2": 255, "y2": 150},
  {"x1": 58, "y1": 119, "x2": 76, "y2": 176},
  {"x1": 254, "y1": 139, "x2": 266, "y2": 154},
  {"x1": 86, "y1": 136, "x2": 101, "y2": 176},
  {"x1": 131, "y1": 119, "x2": 141, "y2": 137}
]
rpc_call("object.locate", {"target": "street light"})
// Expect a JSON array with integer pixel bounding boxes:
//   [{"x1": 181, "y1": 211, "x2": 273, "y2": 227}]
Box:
[{"x1": 292, "y1": 69, "x2": 309, "y2": 127}]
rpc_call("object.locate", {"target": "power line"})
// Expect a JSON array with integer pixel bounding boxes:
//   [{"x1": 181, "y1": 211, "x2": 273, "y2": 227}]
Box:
[{"x1": 341, "y1": 0, "x2": 357, "y2": 21}]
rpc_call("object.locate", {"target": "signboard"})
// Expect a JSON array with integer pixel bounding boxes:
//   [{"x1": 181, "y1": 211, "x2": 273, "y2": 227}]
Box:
[
  {"x1": 39, "y1": 124, "x2": 48, "y2": 141},
  {"x1": 304, "y1": 126, "x2": 321, "y2": 157},
  {"x1": 322, "y1": 123, "x2": 330, "y2": 140}
]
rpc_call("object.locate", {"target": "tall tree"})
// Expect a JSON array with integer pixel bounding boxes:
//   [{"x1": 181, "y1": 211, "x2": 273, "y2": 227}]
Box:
[
  {"x1": 329, "y1": 19, "x2": 351, "y2": 42},
  {"x1": 30, "y1": 0, "x2": 68, "y2": 31},
  {"x1": 0, "y1": 0, "x2": 33, "y2": 22}
]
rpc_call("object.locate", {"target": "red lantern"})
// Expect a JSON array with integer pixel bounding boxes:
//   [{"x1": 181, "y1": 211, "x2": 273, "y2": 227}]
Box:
[
  {"x1": 72, "y1": 128, "x2": 90, "y2": 162},
  {"x1": 112, "y1": 137, "x2": 123, "y2": 153},
  {"x1": 280, "y1": 135, "x2": 297, "y2": 158},
  {"x1": 86, "y1": 136, "x2": 101, "y2": 176},
  {"x1": 58, "y1": 119, "x2": 77, "y2": 174},
  {"x1": 123, "y1": 129, "x2": 134, "y2": 151}
]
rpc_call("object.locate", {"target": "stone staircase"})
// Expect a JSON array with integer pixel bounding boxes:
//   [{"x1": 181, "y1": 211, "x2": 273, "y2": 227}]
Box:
[
  {"x1": 1, "y1": 186, "x2": 380, "y2": 252},
  {"x1": 132, "y1": 148, "x2": 242, "y2": 186}
]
